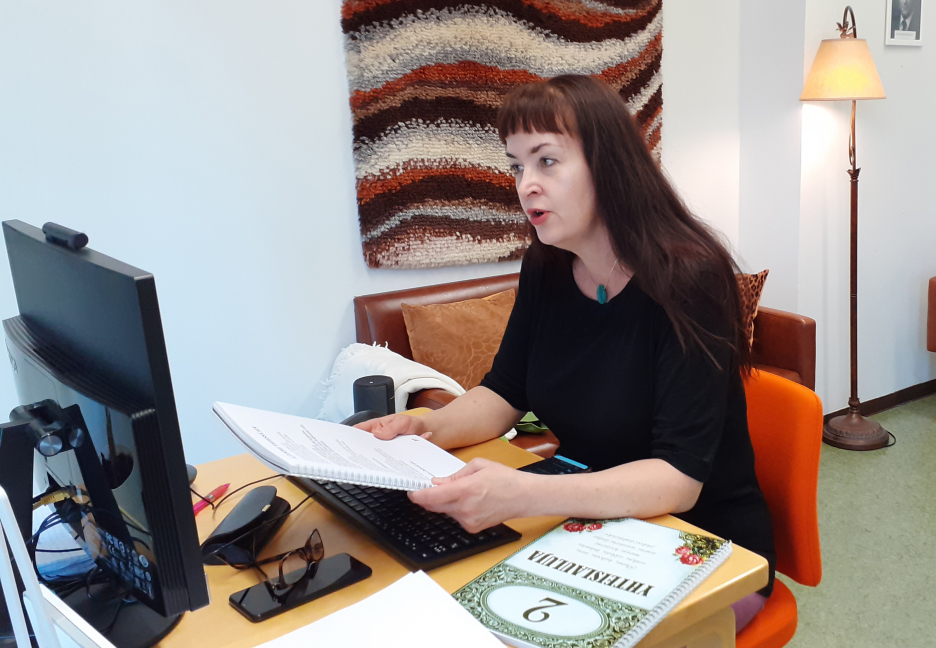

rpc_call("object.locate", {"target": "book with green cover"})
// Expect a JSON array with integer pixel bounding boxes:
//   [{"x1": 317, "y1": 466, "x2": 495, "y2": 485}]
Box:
[{"x1": 453, "y1": 517, "x2": 732, "y2": 648}]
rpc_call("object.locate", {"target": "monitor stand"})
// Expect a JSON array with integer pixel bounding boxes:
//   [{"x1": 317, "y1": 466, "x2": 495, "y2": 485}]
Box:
[
  {"x1": 0, "y1": 402, "x2": 184, "y2": 647},
  {"x1": 62, "y1": 578, "x2": 182, "y2": 648}
]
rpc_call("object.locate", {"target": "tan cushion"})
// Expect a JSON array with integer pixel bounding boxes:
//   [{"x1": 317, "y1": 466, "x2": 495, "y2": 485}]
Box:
[
  {"x1": 737, "y1": 270, "x2": 769, "y2": 346},
  {"x1": 401, "y1": 289, "x2": 515, "y2": 390}
]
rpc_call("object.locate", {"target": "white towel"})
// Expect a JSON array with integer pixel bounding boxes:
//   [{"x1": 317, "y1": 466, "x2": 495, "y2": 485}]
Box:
[{"x1": 315, "y1": 343, "x2": 466, "y2": 423}]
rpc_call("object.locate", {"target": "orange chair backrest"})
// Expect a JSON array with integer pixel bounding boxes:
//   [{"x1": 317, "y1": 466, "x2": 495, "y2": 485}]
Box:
[{"x1": 744, "y1": 369, "x2": 823, "y2": 587}]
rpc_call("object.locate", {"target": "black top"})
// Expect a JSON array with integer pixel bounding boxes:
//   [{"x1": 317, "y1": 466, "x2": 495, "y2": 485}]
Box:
[{"x1": 480, "y1": 259, "x2": 776, "y2": 595}]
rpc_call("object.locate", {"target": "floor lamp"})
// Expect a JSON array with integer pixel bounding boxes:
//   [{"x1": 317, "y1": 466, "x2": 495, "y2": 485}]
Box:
[{"x1": 800, "y1": 6, "x2": 888, "y2": 450}]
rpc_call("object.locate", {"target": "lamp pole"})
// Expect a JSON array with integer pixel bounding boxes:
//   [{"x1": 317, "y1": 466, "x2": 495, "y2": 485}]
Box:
[
  {"x1": 814, "y1": 7, "x2": 890, "y2": 450},
  {"x1": 848, "y1": 100, "x2": 859, "y2": 411}
]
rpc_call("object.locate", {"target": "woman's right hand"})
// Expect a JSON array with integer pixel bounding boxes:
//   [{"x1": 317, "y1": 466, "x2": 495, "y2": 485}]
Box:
[{"x1": 354, "y1": 413, "x2": 432, "y2": 441}]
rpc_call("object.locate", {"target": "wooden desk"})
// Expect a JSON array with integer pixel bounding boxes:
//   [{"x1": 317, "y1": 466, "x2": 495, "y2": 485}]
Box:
[{"x1": 164, "y1": 441, "x2": 767, "y2": 648}]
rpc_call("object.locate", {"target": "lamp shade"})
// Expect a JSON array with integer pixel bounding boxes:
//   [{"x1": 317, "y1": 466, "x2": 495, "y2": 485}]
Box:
[{"x1": 800, "y1": 38, "x2": 885, "y2": 101}]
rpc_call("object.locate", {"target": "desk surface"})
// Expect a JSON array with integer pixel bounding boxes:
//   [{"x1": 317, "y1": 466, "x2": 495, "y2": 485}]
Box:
[{"x1": 163, "y1": 441, "x2": 767, "y2": 647}]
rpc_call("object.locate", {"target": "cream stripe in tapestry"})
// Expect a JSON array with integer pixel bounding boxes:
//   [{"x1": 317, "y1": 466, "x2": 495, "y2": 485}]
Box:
[{"x1": 342, "y1": 0, "x2": 664, "y2": 269}]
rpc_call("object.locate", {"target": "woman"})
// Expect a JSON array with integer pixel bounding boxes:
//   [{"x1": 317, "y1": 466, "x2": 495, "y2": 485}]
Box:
[{"x1": 357, "y1": 75, "x2": 774, "y2": 631}]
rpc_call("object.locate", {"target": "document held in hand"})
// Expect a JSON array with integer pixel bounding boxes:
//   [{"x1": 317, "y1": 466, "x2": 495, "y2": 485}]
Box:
[{"x1": 212, "y1": 402, "x2": 465, "y2": 491}]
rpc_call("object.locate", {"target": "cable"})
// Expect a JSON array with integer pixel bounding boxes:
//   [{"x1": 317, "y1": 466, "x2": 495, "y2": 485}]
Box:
[
  {"x1": 27, "y1": 508, "x2": 95, "y2": 591},
  {"x1": 213, "y1": 475, "x2": 281, "y2": 511},
  {"x1": 101, "y1": 599, "x2": 140, "y2": 637},
  {"x1": 47, "y1": 576, "x2": 91, "y2": 599},
  {"x1": 32, "y1": 486, "x2": 78, "y2": 510},
  {"x1": 78, "y1": 505, "x2": 149, "y2": 535},
  {"x1": 190, "y1": 486, "x2": 216, "y2": 510},
  {"x1": 83, "y1": 566, "x2": 121, "y2": 603},
  {"x1": 35, "y1": 548, "x2": 84, "y2": 554}
]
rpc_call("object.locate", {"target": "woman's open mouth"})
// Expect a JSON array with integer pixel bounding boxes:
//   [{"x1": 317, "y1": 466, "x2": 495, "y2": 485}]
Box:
[{"x1": 527, "y1": 209, "x2": 550, "y2": 225}]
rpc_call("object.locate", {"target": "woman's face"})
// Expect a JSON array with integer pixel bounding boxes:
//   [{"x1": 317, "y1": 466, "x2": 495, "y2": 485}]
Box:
[{"x1": 505, "y1": 129, "x2": 602, "y2": 254}]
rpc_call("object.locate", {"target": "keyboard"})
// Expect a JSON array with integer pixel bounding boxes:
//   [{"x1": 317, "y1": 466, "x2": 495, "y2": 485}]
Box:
[{"x1": 289, "y1": 477, "x2": 521, "y2": 571}]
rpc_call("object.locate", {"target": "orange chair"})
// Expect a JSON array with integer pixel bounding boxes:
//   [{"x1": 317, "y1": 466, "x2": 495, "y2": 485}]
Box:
[{"x1": 737, "y1": 370, "x2": 823, "y2": 648}]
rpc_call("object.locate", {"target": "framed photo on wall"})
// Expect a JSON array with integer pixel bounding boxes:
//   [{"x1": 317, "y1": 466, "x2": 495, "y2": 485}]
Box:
[{"x1": 886, "y1": 0, "x2": 923, "y2": 46}]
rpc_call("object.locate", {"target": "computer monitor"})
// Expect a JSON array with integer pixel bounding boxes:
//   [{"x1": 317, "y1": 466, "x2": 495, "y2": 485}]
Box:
[{"x1": 0, "y1": 220, "x2": 209, "y2": 647}]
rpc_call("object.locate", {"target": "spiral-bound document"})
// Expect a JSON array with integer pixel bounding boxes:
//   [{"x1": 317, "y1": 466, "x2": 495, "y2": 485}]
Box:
[
  {"x1": 213, "y1": 402, "x2": 465, "y2": 491},
  {"x1": 453, "y1": 517, "x2": 732, "y2": 648}
]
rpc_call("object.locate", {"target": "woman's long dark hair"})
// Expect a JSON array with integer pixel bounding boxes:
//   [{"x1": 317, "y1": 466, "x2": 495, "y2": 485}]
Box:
[{"x1": 497, "y1": 75, "x2": 751, "y2": 372}]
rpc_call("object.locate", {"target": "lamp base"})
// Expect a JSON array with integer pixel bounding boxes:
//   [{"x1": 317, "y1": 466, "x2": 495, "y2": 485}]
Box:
[{"x1": 823, "y1": 410, "x2": 889, "y2": 451}]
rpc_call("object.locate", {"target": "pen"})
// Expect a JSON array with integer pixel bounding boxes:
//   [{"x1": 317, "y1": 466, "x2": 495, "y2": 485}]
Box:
[{"x1": 193, "y1": 483, "x2": 230, "y2": 515}]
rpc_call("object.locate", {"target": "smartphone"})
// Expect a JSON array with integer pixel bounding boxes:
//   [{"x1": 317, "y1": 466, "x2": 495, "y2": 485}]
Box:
[{"x1": 229, "y1": 553, "x2": 372, "y2": 623}]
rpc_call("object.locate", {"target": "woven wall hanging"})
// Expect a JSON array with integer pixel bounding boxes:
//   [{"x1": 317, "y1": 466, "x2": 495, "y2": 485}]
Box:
[{"x1": 342, "y1": 0, "x2": 663, "y2": 269}]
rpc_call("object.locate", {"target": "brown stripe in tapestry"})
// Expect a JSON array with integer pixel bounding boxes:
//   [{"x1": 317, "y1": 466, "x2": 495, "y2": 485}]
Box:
[
  {"x1": 646, "y1": 119, "x2": 662, "y2": 153},
  {"x1": 362, "y1": 221, "x2": 530, "y2": 269},
  {"x1": 635, "y1": 88, "x2": 663, "y2": 133},
  {"x1": 343, "y1": 0, "x2": 659, "y2": 43},
  {"x1": 353, "y1": 85, "x2": 505, "y2": 124},
  {"x1": 358, "y1": 164, "x2": 515, "y2": 205},
  {"x1": 598, "y1": 31, "x2": 662, "y2": 91},
  {"x1": 358, "y1": 175, "x2": 519, "y2": 231},
  {"x1": 364, "y1": 213, "x2": 528, "y2": 243},
  {"x1": 353, "y1": 96, "x2": 501, "y2": 143},
  {"x1": 350, "y1": 62, "x2": 542, "y2": 113}
]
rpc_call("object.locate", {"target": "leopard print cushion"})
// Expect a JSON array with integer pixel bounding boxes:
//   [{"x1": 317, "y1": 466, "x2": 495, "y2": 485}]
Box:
[
  {"x1": 737, "y1": 270, "x2": 769, "y2": 346},
  {"x1": 402, "y1": 289, "x2": 516, "y2": 391}
]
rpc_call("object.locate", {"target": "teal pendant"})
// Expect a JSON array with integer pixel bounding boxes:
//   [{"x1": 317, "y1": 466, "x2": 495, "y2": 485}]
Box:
[{"x1": 597, "y1": 284, "x2": 608, "y2": 305}]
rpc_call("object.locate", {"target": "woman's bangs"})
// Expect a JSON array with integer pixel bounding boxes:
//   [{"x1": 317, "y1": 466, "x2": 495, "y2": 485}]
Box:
[{"x1": 497, "y1": 85, "x2": 576, "y2": 142}]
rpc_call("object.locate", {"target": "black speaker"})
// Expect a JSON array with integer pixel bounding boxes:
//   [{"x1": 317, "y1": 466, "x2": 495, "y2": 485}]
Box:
[{"x1": 353, "y1": 375, "x2": 395, "y2": 416}]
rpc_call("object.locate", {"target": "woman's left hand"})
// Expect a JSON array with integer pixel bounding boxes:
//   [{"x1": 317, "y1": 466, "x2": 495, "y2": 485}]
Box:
[{"x1": 408, "y1": 458, "x2": 530, "y2": 533}]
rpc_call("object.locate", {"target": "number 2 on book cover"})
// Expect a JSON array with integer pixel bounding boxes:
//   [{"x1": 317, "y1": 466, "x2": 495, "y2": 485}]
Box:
[{"x1": 486, "y1": 585, "x2": 604, "y2": 637}]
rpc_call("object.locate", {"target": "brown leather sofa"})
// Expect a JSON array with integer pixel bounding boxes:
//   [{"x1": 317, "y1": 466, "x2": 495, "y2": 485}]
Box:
[{"x1": 354, "y1": 273, "x2": 816, "y2": 458}]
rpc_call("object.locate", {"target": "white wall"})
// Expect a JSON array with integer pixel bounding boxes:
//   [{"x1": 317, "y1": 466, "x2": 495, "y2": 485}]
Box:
[
  {"x1": 0, "y1": 1, "x2": 743, "y2": 464},
  {"x1": 738, "y1": 0, "x2": 806, "y2": 307},
  {"x1": 661, "y1": 0, "x2": 741, "y2": 247},
  {"x1": 799, "y1": 0, "x2": 936, "y2": 409}
]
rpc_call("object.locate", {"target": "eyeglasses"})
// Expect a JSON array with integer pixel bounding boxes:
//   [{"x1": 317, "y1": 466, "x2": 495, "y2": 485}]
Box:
[
  {"x1": 256, "y1": 529, "x2": 324, "y2": 593},
  {"x1": 214, "y1": 529, "x2": 325, "y2": 600}
]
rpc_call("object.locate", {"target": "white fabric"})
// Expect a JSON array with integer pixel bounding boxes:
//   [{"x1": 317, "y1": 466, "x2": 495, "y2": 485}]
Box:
[
  {"x1": 315, "y1": 343, "x2": 466, "y2": 423},
  {"x1": 1, "y1": 487, "x2": 62, "y2": 648}
]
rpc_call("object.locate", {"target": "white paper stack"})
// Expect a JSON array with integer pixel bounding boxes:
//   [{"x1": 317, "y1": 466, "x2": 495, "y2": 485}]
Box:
[{"x1": 254, "y1": 571, "x2": 503, "y2": 648}]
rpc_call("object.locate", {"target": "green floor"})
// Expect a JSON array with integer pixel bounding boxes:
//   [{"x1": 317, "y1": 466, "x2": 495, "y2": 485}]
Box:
[{"x1": 784, "y1": 394, "x2": 936, "y2": 646}]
